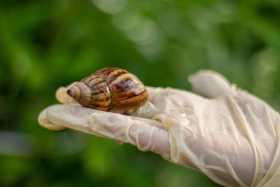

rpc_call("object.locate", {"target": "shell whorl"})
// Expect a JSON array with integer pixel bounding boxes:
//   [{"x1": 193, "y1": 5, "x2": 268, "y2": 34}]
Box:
[
  {"x1": 82, "y1": 75, "x2": 111, "y2": 110},
  {"x1": 67, "y1": 82, "x2": 92, "y2": 107}
]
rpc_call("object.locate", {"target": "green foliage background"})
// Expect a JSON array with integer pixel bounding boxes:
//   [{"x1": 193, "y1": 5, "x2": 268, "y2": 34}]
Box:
[{"x1": 0, "y1": 0, "x2": 280, "y2": 186}]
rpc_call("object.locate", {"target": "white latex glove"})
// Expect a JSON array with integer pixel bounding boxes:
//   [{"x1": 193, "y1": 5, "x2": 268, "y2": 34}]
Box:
[{"x1": 38, "y1": 70, "x2": 280, "y2": 187}]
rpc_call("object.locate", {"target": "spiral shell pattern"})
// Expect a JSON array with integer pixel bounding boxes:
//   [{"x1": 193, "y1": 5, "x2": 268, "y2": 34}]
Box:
[{"x1": 67, "y1": 67, "x2": 148, "y2": 113}]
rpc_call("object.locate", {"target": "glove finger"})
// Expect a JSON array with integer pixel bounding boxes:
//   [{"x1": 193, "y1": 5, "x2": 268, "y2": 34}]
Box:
[
  {"x1": 134, "y1": 86, "x2": 206, "y2": 119},
  {"x1": 132, "y1": 87, "x2": 163, "y2": 118},
  {"x1": 38, "y1": 104, "x2": 170, "y2": 159},
  {"x1": 188, "y1": 70, "x2": 236, "y2": 98},
  {"x1": 38, "y1": 104, "x2": 104, "y2": 137}
]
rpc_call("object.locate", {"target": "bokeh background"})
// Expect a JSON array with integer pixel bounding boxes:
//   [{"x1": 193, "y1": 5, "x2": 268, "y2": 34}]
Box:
[{"x1": 1, "y1": 0, "x2": 280, "y2": 187}]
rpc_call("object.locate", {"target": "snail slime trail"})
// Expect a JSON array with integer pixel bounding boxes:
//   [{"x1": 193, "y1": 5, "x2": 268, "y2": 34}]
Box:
[{"x1": 67, "y1": 67, "x2": 148, "y2": 114}]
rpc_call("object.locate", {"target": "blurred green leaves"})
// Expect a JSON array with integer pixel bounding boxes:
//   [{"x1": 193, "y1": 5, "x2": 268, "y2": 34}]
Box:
[{"x1": 1, "y1": 0, "x2": 280, "y2": 186}]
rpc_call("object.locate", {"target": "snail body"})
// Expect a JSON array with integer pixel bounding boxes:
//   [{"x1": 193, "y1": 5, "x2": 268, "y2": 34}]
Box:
[{"x1": 67, "y1": 67, "x2": 148, "y2": 113}]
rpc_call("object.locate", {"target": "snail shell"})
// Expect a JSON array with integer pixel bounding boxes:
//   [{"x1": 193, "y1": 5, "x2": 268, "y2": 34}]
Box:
[{"x1": 67, "y1": 67, "x2": 148, "y2": 113}]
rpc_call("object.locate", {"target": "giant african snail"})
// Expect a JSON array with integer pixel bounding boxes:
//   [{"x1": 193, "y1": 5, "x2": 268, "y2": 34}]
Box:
[{"x1": 66, "y1": 67, "x2": 148, "y2": 114}]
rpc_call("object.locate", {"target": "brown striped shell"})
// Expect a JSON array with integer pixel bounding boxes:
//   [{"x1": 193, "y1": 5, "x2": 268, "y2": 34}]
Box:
[{"x1": 67, "y1": 67, "x2": 148, "y2": 113}]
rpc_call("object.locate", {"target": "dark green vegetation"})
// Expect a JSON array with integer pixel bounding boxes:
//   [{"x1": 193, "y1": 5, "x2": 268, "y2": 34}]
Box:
[{"x1": 1, "y1": 0, "x2": 280, "y2": 187}]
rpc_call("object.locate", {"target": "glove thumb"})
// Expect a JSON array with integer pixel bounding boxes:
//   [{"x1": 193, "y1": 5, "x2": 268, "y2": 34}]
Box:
[{"x1": 189, "y1": 70, "x2": 236, "y2": 98}]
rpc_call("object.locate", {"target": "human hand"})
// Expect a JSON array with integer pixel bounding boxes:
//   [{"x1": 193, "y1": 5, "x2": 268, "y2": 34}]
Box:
[{"x1": 38, "y1": 70, "x2": 280, "y2": 187}]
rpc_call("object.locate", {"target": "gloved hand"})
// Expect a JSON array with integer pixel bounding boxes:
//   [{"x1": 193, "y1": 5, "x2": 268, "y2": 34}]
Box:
[{"x1": 38, "y1": 70, "x2": 280, "y2": 187}]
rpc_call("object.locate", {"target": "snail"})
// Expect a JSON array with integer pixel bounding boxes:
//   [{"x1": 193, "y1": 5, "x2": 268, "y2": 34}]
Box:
[{"x1": 66, "y1": 67, "x2": 148, "y2": 114}]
